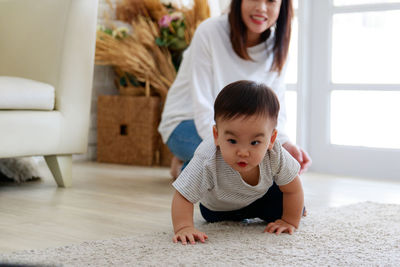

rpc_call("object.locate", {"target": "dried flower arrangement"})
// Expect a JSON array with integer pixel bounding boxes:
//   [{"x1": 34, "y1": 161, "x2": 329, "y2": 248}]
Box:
[{"x1": 95, "y1": 0, "x2": 210, "y2": 103}]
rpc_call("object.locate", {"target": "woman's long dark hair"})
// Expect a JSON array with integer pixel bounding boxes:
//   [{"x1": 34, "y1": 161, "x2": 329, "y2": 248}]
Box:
[{"x1": 228, "y1": 0, "x2": 293, "y2": 74}]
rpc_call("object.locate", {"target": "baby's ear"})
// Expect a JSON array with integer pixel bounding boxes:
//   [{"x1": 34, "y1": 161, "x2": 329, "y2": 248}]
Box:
[
  {"x1": 213, "y1": 125, "x2": 219, "y2": 146},
  {"x1": 268, "y1": 129, "x2": 278, "y2": 150}
]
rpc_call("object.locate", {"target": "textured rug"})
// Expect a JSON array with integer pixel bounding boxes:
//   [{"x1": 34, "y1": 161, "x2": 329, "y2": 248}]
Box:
[
  {"x1": 1, "y1": 202, "x2": 399, "y2": 266},
  {"x1": 0, "y1": 157, "x2": 40, "y2": 183}
]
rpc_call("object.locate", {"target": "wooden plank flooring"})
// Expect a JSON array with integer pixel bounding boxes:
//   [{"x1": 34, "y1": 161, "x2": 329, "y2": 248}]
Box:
[{"x1": 1, "y1": 160, "x2": 400, "y2": 253}]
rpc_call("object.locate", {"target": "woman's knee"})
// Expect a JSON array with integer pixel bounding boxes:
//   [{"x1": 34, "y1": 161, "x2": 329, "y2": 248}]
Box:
[{"x1": 166, "y1": 120, "x2": 202, "y2": 162}]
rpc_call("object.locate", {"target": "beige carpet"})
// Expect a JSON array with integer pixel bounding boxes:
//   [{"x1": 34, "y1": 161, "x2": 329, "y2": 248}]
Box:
[{"x1": 1, "y1": 202, "x2": 399, "y2": 266}]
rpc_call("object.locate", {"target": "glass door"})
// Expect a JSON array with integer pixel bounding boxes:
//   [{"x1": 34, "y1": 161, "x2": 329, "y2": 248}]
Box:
[{"x1": 308, "y1": 0, "x2": 400, "y2": 180}]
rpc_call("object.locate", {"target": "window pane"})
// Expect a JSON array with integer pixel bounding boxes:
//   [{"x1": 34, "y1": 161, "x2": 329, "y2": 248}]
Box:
[
  {"x1": 285, "y1": 91, "x2": 297, "y2": 144},
  {"x1": 285, "y1": 17, "x2": 298, "y2": 84},
  {"x1": 334, "y1": 0, "x2": 400, "y2": 6},
  {"x1": 330, "y1": 90, "x2": 400, "y2": 149},
  {"x1": 332, "y1": 11, "x2": 400, "y2": 84}
]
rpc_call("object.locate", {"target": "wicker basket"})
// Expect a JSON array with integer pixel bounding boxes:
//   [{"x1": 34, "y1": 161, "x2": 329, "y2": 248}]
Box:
[
  {"x1": 97, "y1": 95, "x2": 161, "y2": 166},
  {"x1": 160, "y1": 143, "x2": 173, "y2": 167}
]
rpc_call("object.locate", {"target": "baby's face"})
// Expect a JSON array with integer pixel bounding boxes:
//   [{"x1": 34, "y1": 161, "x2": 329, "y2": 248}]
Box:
[{"x1": 213, "y1": 114, "x2": 277, "y2": 177}]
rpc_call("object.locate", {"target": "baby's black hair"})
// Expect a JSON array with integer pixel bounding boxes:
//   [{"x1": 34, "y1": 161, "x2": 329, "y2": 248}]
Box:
[{"x1": 214, "y1": 80, "x2": 280, "y2": 126}]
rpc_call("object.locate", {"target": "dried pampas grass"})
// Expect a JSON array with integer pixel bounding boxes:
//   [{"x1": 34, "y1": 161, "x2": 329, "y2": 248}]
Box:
[
  {"x1": 181, "y1": 0, "x2": 210, "y2": 42},
  {"x1": 96, "y1": 0, "x2": 210, "y2": 102},
  {"x1": 96, "y1": 19, "x2": 175, "y2": 101},
  {"x1": 116, "y1": 0, "x2": 167, "y2": 24}
]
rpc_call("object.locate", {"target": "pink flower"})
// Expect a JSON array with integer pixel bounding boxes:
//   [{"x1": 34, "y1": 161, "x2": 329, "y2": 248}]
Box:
[{"x1": 159, "y1": 15, "x2": 172, "y2": 28}]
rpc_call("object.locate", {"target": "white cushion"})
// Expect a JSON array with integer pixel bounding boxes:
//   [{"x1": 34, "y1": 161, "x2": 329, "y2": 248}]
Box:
[{"x1": 0, "y1": 76, "x2": 55, "y2": 110}]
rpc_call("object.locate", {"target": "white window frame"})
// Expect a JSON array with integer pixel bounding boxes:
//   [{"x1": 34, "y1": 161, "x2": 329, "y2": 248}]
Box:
[{"x1": 298, "y1": 0, "x2": 400, "y2": 180}]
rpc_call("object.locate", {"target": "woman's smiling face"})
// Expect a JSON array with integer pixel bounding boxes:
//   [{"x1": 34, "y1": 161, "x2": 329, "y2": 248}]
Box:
[{"x1": 241, "y1": 0, "x2": 282, "y2": 46}]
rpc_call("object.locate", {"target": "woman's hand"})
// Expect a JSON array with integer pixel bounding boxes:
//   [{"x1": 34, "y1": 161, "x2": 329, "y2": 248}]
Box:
[
  {"x1": 173, "y1": 226, "x2": 208, "y2": 245},
  {"x1": 282, "y1": 142, "x2": 312, "y2": 174},
  {"x1": 264, "y1": 219, "x2": 296, "y2": 235}
]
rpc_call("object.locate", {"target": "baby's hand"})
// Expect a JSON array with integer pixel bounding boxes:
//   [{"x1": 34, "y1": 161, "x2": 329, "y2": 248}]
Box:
[
  {"x1": 173, "y1": 226, "x2": 208, "y2": 245},
  {"x1": 263, "y1": 219, "x2": 296, "y2": 235}
]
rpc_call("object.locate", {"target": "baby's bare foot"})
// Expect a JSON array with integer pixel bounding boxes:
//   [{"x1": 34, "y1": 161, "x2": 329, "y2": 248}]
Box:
[{"x1": 170, "y1": 156, "x2": 183, "y2": 180}]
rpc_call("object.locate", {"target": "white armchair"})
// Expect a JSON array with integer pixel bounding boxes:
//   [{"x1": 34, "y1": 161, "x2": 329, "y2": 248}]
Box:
[{"x1": 0, "y1": 0, "x2": 98, "y2": 187}]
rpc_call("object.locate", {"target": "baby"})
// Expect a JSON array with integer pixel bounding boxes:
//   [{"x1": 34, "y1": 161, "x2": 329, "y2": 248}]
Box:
[{"x1": 171, "y1": 80, "x2": 304, "y2": 244}]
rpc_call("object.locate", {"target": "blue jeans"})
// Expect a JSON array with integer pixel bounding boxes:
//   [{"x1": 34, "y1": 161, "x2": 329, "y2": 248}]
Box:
[{"x1": 166, "y1": 120, "x2": 202, "y2": 169}]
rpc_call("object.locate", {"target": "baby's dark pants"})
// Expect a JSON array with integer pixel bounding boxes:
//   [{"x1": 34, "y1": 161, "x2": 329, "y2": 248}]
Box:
[{"x1": 200, "y1": 182, "x2": 284, "y2": 223}]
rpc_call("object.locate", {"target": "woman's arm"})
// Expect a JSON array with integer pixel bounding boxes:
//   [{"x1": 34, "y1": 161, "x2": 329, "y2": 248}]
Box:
[
  {"x1": 282, "y1": 143, "x2": 312, "y2": 174},
  {"x1": 270, "y1": 62, "x2": 290, "y2": 145},
  {"x1": 271, "y1": 63, "x2": 312, "y2": 172},
  {"x1": 189, "y1": 22, "x2": 216, "y2": 140}
]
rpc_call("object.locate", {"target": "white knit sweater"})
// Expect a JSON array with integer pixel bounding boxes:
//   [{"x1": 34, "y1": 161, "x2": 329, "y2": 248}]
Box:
[{"x1": 158, "y1": 14, "x2": 290, "y2": 145}]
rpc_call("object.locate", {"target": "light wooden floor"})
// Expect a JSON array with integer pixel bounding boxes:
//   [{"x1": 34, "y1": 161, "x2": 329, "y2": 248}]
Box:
[{"x1": 1, "y1": 160, "x2": 400, "y2": 253}]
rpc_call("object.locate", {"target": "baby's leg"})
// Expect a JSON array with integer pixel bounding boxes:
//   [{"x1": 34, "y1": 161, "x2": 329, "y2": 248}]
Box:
[
  {"x1": 199, "y1": 184, "x2": 284, "y2": 223},
  {"x1": 252, "y1": 183, "x2": 306, "y2": 221},
  {"x1": 250, "y1": 182, "x2": 284, "y2": 222},
  {"x1": 199, "y1": 184, "x2": 306, "y2": 223},
  {"x1": 199, "y1": 203, "x2": 251, "y2": 223},
  {"x1": 166, "y1": 120, "x2": 202, "y2": 178},
  {"x1": 169, "y1": 156, "x2": 183, "y2": 180}
]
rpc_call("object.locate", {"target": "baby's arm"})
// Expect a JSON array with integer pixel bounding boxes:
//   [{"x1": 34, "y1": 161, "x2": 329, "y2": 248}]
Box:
[
  {"x1": 264, "y1": 176, "x2": 304, "y2": 235},
  {"x1": 171, "y1": 190, "x2": 208, "y2": 244}
]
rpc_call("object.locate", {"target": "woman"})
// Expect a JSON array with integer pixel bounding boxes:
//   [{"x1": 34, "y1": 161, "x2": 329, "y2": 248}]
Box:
[{"x1": 159, "y1": 0, "x2": 311, "y2": 178}]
